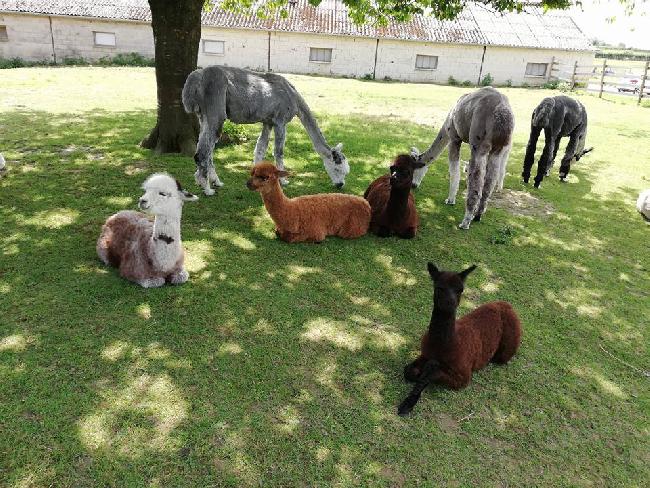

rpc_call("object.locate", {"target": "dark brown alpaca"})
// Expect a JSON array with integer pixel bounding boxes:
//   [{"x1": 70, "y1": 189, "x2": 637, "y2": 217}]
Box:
[
  {"x1": 398, "y1": 263, "x2": 522, "y2": 416},
  {"x1": 364, "y1": 154, "x2": 425, "y2": 238}
]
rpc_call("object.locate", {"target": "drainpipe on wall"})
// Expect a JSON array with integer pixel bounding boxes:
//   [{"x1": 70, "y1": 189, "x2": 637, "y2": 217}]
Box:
[
  {"x1": 372, "y1": 38, "x2": 379, "y2": 79},
  {"x1": 477, "y1": 45, "x2": 486, "y2": 86},
  {"x1": 267, "y1": 31, "x2": 271, "y2": 72},
  {"x1": 48, "y1": 16, "x2": 57, "y2": 64}
]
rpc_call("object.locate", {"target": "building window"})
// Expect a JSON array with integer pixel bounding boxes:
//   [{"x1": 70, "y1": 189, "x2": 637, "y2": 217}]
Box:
[
  {"x1": 94, "y1": 32, "x2": 116, "y2": 47},
  {"x1": 203, "y1": 40, "x2": 224, "y2": 55},
  {"x1": 415, "y1": 54, "x2": 438, "y2": 70},
  {"x1": 0, "y1": 26, "x2": 8, "y2": 42},
  {"x1": 309, "y1": 47, "x2": 332, "y2": 63},
  {"x1": 525, "y1": 62, "x2": 548, "y2": 77}
]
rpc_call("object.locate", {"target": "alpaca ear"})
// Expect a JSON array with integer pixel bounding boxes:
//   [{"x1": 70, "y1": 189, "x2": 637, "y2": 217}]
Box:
[
  {"x1": 427, "y1": 262, "x2": 440, "y2": 280},
  {"x1": 277, "y1": 170, "x2": 290, "y2": 178},
  {"x1": 459, "y1": 265, "x2": 477, "y2": 281},
  {"x1": 180, "y1": 190, "x2": 199, "y2": 202}
]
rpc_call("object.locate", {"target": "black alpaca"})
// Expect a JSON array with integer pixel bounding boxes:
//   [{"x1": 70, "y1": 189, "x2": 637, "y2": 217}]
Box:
[{"x1": 522, "y1": 96, "x2": 593, "y2": 188}]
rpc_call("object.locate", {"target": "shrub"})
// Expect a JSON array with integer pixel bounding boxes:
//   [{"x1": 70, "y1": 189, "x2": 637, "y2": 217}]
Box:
[
  {"x1": 505, "y1": 79, "x2": 513, "y2": 87},
  {"x1": 558, "y1": 81, "x2": 571, "y2": 92},
  {"x1": 480, "y1": 73, "x2": 494, "y2": 86},
  {"x1": 217, "y1": 121, "x2": 248, "y2": 146},
  {"x1": 461, "y1": 80, "x2": 473, "y2": 87},
  {"x1": 542, "y1": 79, "x2": 559, "y2": 89},
  {"x1": 521, "y1": 82, "x2": 530, "y2": 88},
  {"x1": 98, "y1": 52, "x2": 155, "y2": 67},
  {"x1": 361, "y1": 73, "x2": 373, "y2": 81},
  {"x1": 61, "y1": 57, "x2": 88, "y2": 66},
  {"x1": 448, "y1": 76, "x2": 459, "y2": 86}
]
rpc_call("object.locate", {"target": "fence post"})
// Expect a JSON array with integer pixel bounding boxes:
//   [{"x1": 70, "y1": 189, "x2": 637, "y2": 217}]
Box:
[
  {"x1": 547, "y1": 56, "x2": 555, "y2": 83},
  {"x1": 599, "y1": 58, "x2": 607, "y2": 98},
  {"x1": 570, "y1": 60, "x2": 578, "y2": 90},
  {"x1": 638, "y1": 61, "x2": 649, "y2": 106}
]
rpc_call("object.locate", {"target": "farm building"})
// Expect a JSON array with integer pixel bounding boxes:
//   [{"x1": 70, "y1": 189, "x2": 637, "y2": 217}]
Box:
[{"x1": 0, "y1": 0, "x2": 594, "y2": 85}]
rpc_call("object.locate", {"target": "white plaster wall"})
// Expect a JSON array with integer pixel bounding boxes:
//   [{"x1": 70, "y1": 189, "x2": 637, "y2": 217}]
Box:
[
  {"x1": 0, "y1": 13, "x2": 55, "y2": 61},
  {"x1": 269, "y1": 32, "x2": 376, "y2": 78},
  {"x1": 198, "y1": 27, "x2": 268, "y2": 71},
  {"x1": 50, "y1": 16, "x2": 154, "y2": 60},
  {"x1": 375, "y1": 40, "x2": 485, "y2": 83},
  {"x1": 481, "y1": 46, "x2": 595, "y2": 86}
]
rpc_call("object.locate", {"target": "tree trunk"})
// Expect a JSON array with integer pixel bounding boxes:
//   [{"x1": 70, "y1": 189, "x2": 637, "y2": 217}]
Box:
[{"x1": 141, "y1": 0, "x2": 203, "y2": 155}]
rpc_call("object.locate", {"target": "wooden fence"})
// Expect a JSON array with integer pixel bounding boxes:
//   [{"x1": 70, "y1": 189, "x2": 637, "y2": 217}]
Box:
[{"x1": 550, "y1": 57, "x2": 650, "y2": 105}]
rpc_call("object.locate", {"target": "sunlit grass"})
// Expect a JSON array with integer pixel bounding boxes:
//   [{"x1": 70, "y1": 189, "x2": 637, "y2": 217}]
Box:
[{"x1": 0, "y1": 67, "x2": 648, "y2": 487}]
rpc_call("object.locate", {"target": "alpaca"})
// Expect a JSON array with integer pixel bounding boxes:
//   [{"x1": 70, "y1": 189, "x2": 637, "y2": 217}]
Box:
[
  {"x1": 182, "y1": 66, "x2": 350, "y2": 195},
  {"x1": 522, "y1": 96, "x2": 592, "y2": 188},
  {"x1": 247, "y1": 162, "x2": 370, "y2": 243},
  {"x1": 398, "y1": 262, "x2": 522, "y2": 416},
  {"x1": 410, "y1": 87, "x2": 514, "y2": 229},
  {"x1": 97, "y1": 173, "x2": 198, "y2": 288},
  {"x1": 637, "y1": 189, "x2": 650, "y2": 222},
  {"x1": 0, "y1": 153, "x2": 5, "y2": 171},
  {"x1": 364, "y1": 154, "x2": 425, "y2": 238}
]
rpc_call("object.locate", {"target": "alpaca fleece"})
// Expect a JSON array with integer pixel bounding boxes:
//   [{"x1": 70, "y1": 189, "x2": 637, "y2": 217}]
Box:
[
  {"x1": 97, "y1": 211, "x2": 184, "y2": 284},
  {"x1": 398, "y1": 263, "x2": 521, "y2": 415},
  {"x1": 247, "y1": 162, "x2": 370, "y2": 243},
  {"x1": 408, "y1": 301, "x2": 522, "y2": 389},
  {"x1": 364, "y1": 154, "x2": 422, "y2": 238}
]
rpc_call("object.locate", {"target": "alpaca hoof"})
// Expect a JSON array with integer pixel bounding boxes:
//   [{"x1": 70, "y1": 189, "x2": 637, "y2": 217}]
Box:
[
  {"x1": 473, "y1": 214, "x2": 482, "y2": 222},
  {"x1": 170, "y1": 270, "x2": 189, "y2": 285},
  {"x1": 533, "y1": 181, "x2": 542, "y2": 189},
  {"x1": 397, "y1": 395, "x2": 420, "y2": 417},
  {"x1": 203, "y1": 187, "x2": 215, "y2": 196},
  {"x1": 445, "y1": 198, "x2": 455, "y2": 205},
  {"x1": 458, "y1": 220, "x2": 471, "y2": 230},
  {"x1": 559, "y1": 173, "x2": 567, "y2": 182},
  {"x1": 522, "y1": 176, "x2": 530, "y2": 184}
]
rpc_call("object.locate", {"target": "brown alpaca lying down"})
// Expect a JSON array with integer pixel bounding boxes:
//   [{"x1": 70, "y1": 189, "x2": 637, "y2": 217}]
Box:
[
  {"x1": 247, "y1": 162, "x2": 370, "y2": 243},
  {"x1": 364, "y1": 154, "x2": 425, "y2": 238},
  {"x1": 398, "y1": 263, "x2": 522, "y2": 416}
]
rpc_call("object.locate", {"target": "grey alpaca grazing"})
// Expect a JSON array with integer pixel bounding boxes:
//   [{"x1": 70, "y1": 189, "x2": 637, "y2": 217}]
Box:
[
  {"x1": 522, "y1": 96, "x2": 592, "y2": 188},
  {"x1": 411, "y1": 87, "x2": 514, "y2": 229},
  {"x1": 182, "y1": 66, "x2": 350, "y2": 195}
]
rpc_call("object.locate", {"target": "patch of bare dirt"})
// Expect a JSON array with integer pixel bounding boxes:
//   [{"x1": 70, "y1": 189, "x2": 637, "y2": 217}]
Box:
[{"x1": 491, "y1": 189, "x2": 555, "y2": 218}]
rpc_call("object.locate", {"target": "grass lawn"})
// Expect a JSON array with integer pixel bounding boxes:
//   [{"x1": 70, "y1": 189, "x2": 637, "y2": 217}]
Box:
[{"x1": 1, "y1": 67, "x2": 649, "y2": 487}]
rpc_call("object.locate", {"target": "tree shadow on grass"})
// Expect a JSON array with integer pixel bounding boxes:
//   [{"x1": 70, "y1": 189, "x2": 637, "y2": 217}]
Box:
[{"x1": 0, "y1": 109, "x2": 648, "y2": 486}]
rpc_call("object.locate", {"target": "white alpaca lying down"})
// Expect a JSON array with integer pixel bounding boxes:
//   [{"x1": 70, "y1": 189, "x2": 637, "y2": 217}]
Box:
[
  {"x1": 97, "y1": 173, "x2": 198, "y2": 288},
  {"x1": 637, "y1": 189, "x2": 650, "y2": 222}
]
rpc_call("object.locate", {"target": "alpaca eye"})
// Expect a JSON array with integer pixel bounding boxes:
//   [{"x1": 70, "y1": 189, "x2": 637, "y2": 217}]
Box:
[{"x1": 159, "y1": 192, "x2": 169, "y2": 197}]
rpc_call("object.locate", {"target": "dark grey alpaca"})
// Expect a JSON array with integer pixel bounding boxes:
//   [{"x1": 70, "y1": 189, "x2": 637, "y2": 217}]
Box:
[
  {"x1": 182, "y1": 66, "x2": 350, "y2": 195},
  {"x1": 411, "y1": 87, "x2": 514, "y2": 229},
  {"x1": 522, "y1": 96, "x2": 592, "y2": 188}
]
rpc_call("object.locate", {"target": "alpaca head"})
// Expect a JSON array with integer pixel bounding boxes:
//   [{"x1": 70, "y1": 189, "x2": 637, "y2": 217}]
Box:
[
  {"x1": 323, "y1": 143, "x2": 349, "y2": 189},
  {"x1": 389, "y1": 154, "x2": 426, "y2": 190},
  {"x1": 427, "y1": 262, "x2": 477, "y2": 310},
  {"x1": 246, "y1": 163, "x2": 289, "y2": 192},
  {"x1": 138, "y1": 173, "x2": 198, "y2": 217}
]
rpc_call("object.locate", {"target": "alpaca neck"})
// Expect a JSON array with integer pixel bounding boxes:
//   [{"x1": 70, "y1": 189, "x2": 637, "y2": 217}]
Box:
[
  {"x1": 385, "y1": 185, "x2": 410, "y2": 219},
  {"x1": 296, "y1": 96, "x2": 331, "y2": 158},
  {"x1": 259, "y1": 182, "x2": 290, "y2": 224},
  {"x1": 429, "y1": 304, "x2": 457, "y2": 342},
  {"x1": 150, "y1": 213, "x2": 182, "y2": 268}
]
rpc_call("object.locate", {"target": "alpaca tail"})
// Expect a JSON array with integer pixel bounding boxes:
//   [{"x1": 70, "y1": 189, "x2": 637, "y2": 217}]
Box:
[
  {"x1": 182, "y1": 69, "x2": 204, "y2": 114},
  {"x1": 532, "y1": 98, "x2": 554, "y2": 127}
]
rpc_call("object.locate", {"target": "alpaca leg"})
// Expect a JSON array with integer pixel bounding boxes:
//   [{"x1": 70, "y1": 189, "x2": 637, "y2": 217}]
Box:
[
  {"x1": 397, "y1": 227, "x2": 416, "y2": 239},
  {"x1": 522, "y1": 126, "x2": 541, "y2": 183},
  {"x1": 459, "y1": 146, "x2": 488, "y2": 229},
  {"x1": 404, "y1": 356, "x2": 427, "y2": 383},
  {"x1": 533, "y1": 128, "x2": 556, "y2": 188},
  {"x1": 169, "y1": 269, "x2": 189, "y2": 285},
  {"x1": 546, "y1": 135, "x2": 561, "y2": 176},
  {"x1": 496, "y1": 144, "x2": 511, "y2": 191},
  {"x1": 558, "y1": 132, "x2": 580, "y2": 181},
  {"x1": 254, "y1": 123, "x2": 272, "y2": 163},
  {"x1": 273, "y1": 124, "x2": 289, "y2": 186},
  {"x1": 492, "y1": 312, "x2": 522, "y2": 365},
  {"x1": 475, "y1": 152, "x2": 501, "y2": 221},
  {"x1": 411, "y1": 116, "x2": 451, "y2": 188},
  {"x1": 398, "y1": 359, "x2": 440, "y2": 416},
  {"x1": 195, "y1": 114, "x2": 225, "y2": 195},
  {"x1": 136, "y1": 277, "x2": 166, "y2": 288},
  {"x1": 445, "y1": 138, "x2": 462, "y2": 205}
]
